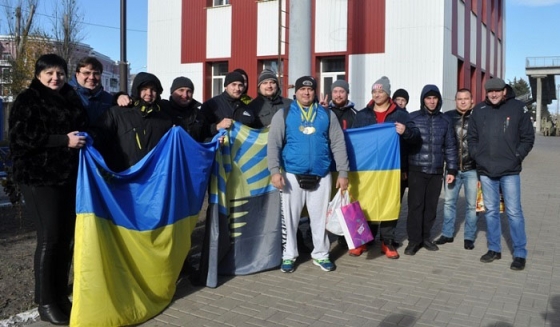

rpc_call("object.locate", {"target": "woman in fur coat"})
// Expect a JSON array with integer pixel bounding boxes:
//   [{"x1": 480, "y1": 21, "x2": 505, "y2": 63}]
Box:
[{"x1": 9, "y1": 54, "x2": 88, "y2": 325}]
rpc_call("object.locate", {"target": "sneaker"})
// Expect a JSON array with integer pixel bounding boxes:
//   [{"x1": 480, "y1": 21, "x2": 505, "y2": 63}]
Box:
[
  {"x1": 510, "y1": 257, "x2": 526, "y2": 271},
  {"x1": 280, "y1": 259, "x2": 295, "y2": 273},
  {"x1": 480, "y1": 250, "x2": 501, "y2": 263},
  {"x1": 381, "y1": 241, "x2": 400, "y2": 259},
  {"x1": 464, "y1": 240, "x2": 475, "y2": 250},
  {"x1": 348, "y1": 244, "x2": 367, "y2": 257},
  {"x1": 313, "y1": 259, "x2": 335, "y2": 272}
]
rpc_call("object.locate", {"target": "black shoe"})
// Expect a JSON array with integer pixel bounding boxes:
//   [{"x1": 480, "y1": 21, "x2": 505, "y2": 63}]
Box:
[
  {"x1": 57, "y1": 297, "x2": 72, "y2": 317},
  {"x1": 480, "y1": 250, "x2": 501, "y2": 263},
  {"x1": 423, "y1": 240, "x2": 439, "y2": 251},
  {"x1": 464, "y1": 240, "x2": 475, "y2": 250},
  {"x1": 38, "y1": 304, "x2": 69, "y2": 325},
  {"x1": 404, "y1": 242, "x2": 421, "y2": 255},
  {"x1": 510, "y1": 257, "x2": 526, "y2": 271},
  {"x1": 435, "y1": 236, "x2": 454, "y2": 245}
]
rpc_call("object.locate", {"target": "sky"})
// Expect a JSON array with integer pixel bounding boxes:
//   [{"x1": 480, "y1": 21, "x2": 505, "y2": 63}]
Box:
[{"x1": 3, "y1": 0, "x2": 558, "y2": 111}]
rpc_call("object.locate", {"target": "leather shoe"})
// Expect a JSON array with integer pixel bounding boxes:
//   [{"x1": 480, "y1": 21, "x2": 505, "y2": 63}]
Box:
[
  {"x1": 510, "y1": 257, "x2": 526, "y2": 271},
  {"x1": 435, "y1": 236, "x2": 454, "y2": 245},
  {"x1": 404, "y1": 242, "x2": 421, "y2": 255},
  {"x1": 423, "y1": 240, "x2": 439, "y2": 251},
  {"x1": 480, "y1": 250, "x2": 501, "y2": 263},
  {"x1": 464, "y1": 240, "x2": 475, "y2": 250},
  {"x1": 38, "y1": 304, "x2": 69, "y2": 325}
]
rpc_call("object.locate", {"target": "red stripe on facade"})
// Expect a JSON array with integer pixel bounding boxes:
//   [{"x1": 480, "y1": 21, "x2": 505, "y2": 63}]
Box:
[
  {"x1": 182, "y1": 0, "x2": 207, "y2": 63},
  {"x1": 347, "y1": 0, "x2": 385, "y2": 55},
  {"x1": 230, "y1": 1, "x2": 258, "y2": 99}
]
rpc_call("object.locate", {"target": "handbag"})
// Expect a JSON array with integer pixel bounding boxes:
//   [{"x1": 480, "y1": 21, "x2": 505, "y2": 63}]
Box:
[
  {"x1": 295, "y1": 174, "x2": 320, "y2": 190},
  {"x1": 336, "y1": 198, "x2": 374, "y2": 249},
  {"x1": 476, "y1": 181, "x2": 505, "y2": 213},
  {"x1": 325, "y1": 189, "x2": 349, "y2": 236}
]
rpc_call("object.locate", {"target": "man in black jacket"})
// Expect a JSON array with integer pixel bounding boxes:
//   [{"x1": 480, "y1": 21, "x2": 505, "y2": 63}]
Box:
[
  {"x1": 247, "y1": 69, "x2": 292, "y2": 128},
  {"x1": 468, "y1": 78, "x2": 534, "y2": 271},
  {"x1": 436, "y1": 88, "x2": 478, "y2": 250},
  {"x1": 167, "y1": 76, "x2": 208, "y2": 142},
  {"x1": 91, "y1": 72, "x2": 173, "y2": 172},
  {"x1": 405, "y1": 84, "x2": 457, "y2": 255},
  {"x1": 200, "y1": 71, "x2": 256, "y2": 137}
]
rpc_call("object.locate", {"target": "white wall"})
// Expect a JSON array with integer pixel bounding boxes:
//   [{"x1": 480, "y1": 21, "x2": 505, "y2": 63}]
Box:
[
  {"x1": 257, "y1": 0, "x2": 286, "y2": 57},
  {"x1": 314, "y1": 0, "x2": 348, "y2": 53},
  {"x1": 206, "y1": 6, "x2": 232, "y2": 59},
  {"x1": 147, "y1": 0, "x2": 204, "y2": 99}
]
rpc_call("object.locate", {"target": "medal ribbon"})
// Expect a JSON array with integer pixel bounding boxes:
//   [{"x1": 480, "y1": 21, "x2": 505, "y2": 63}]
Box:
[{"x1": 297, "y1": 101, "x2": 317, "y2": 125}]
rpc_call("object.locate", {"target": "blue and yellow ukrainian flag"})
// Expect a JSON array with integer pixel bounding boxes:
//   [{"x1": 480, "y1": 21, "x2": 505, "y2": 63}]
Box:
[
  {"x1": 71, "y1": 127, "x2": 219, "y2": 327},
  {"x1": 345, "y1": 123, "x2": 401, "y2": 222}
]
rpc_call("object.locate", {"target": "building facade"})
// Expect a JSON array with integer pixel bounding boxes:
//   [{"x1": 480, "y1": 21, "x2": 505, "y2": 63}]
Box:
[{"x1": 147, "y1": 0, "x2": 504, "y2": 110}]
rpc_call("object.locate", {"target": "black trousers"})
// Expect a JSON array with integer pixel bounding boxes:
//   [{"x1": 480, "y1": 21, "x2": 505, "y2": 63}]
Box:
[
  {"x1": 21, "y1": 184, "x2": 76, "y2": 305},
  {"x1": 406, "y1": 171, "x2": 443, "y2": 244}
]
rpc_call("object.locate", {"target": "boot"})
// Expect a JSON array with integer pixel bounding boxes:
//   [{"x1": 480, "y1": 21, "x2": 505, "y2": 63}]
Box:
[{"x1": 38, "y1": 304, "x2": 69, "y2": 325}]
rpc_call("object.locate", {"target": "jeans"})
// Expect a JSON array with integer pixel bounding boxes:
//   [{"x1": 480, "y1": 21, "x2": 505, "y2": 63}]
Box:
[
  {"x1": 479, "y1": 174, "x2": 527, "y2": 258},
  {"x1": 442, "y1": 169, "x2": 478, "y2": 241}
]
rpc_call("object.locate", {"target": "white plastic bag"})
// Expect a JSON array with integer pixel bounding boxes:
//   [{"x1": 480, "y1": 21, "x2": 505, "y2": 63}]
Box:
[{"x1": 325, "y1": 189, "x2": 349, "y2": 236}]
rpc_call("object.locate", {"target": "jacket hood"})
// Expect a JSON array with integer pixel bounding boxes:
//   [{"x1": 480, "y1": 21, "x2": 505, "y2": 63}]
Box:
[
  {"x1": 131, "y1": 72, "x2": 163, "y2": 99},
  {"x1": 420, "y1": 84, "x2": 443, "y2": 114}
]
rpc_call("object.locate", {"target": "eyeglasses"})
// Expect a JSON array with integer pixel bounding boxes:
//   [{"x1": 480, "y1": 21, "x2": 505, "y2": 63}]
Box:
[{"x1": 79, "y1": 70, "x2": 101, "y2": 77}]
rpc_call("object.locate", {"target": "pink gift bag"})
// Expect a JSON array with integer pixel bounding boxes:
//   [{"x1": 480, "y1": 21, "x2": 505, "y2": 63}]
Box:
[{"x1": 336, "y1": 200, "x2": 374, "y2": 249}]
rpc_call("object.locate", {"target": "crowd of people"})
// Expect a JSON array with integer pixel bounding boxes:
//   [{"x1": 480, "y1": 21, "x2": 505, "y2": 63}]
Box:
[{"x1": 8, "y1": 53, "x2": 535, "y2": 325}]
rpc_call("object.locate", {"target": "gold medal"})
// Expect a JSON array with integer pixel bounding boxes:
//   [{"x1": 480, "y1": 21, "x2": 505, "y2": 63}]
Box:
[
  {"x1": 303, "y1": 127, "x2": 316, "y2": 135},
  {"x1": 299, "y1": 125, "x2": 305, "y2": 132}
]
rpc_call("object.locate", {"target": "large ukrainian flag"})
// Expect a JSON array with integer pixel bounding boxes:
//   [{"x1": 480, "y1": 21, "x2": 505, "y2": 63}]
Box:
[
  {"x1": 200, "y1": 122, "x2": 282, "y2": 288},
  {"x1": 345, "y1": 123, "x2": 401, "y2": 222},
  {"x1": 71, "y1": 127, "x2": 219, "y2": 327}
]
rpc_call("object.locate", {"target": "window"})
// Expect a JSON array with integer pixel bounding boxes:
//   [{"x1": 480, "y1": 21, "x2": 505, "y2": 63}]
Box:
[
  {"x1": 319, "y1": 57, "x2": 345, "y2": 96},
  {"x1": 211, "y1": 62, "x2": 228, "y2": 97},
  {"x1": 261, "y1": 59, "x2": 284, "y2": 88},
  {"x1": 212, "y1": 0, "x2": 230, "y2": 7}
]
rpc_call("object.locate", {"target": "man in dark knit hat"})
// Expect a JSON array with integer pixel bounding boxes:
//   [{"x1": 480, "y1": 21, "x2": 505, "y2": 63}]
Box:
[
  {"x1": 166, "y1": 76, "x2": 208, "y2": 142},
  {"x1": 267, "y1": 75, "x2": 349, "y2": 273},
  {"x1": 322, "y1": 80, "x2": 357, "y2": 130},
  {"x1": 247, "y1": 68, "x2": 292, "y2": 128},
  {"x1": 392, "y1": 88, "x2": 410, "y2": 111},
  {"x1": 468, "y1": 77, "x2": 534, "y2": 271},
  {"x1": 200, "y1": 71, "x2": 256, "y2": 137},
  {"x1": 90, "y1": 72, "x2": 174, "y2": 172}
]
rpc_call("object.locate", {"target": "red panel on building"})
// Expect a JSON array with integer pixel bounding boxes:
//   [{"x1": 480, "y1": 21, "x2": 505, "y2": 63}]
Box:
[
  {"x1": 230, "y1": 1, "x2": 258, "y2": 98},
  {"x1": 182, "y1": 0, "x2": 207, "y2": 63},
  {"x1": 347, "y1": 0, "x2": 385, "y2": 55}
]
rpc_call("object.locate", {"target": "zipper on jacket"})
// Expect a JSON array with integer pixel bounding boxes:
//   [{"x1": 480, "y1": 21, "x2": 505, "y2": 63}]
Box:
[{"x1": 134, "y1": 128, "x2": 142, "y2": 150}]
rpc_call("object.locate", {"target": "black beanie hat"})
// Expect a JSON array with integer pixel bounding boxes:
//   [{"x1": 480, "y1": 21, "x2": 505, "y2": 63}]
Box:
[
  {"x1": 295, "y1": 76, "x2": 317, "y2": 92},
  {"x1": 170, "y1": 76, "x2": 194, "y2": 94},
  {"x1": 224, "y1": 71, "x2": 245, "y2": 87},
  {"x1": 392, "y1": 88, "x2": 409, "y2": 103}
]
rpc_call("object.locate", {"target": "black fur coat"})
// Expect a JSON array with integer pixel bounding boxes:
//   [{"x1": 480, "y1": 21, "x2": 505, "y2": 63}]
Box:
[{"x1": 9, "y1": 78, "x2": 88, "y2": 186}]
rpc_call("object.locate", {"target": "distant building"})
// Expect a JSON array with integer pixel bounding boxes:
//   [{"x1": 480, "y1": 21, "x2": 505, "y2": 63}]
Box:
[
  {"x1": 147, "y1": 0, "x2": 504, "y2": 109},
  {"x1": 0, "y1": 35, "x2": 123, "y2": 100}
]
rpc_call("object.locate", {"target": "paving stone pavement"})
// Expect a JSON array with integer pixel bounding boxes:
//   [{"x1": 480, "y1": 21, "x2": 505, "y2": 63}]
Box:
[{"x1": 29, "y1": 135, "x2": 560, "y2": 327}]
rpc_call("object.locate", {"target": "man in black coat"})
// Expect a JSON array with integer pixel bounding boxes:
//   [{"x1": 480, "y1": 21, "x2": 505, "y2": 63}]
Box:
[
  {"x1": 405, "y1": 84, "x2": 457, "y2": 255},
  {"x1": 468, "y1": 78, "x2": 534, "y2": 271},
  {"x1": 166, "y1": 76, "x2": 208, "y2": 142}
]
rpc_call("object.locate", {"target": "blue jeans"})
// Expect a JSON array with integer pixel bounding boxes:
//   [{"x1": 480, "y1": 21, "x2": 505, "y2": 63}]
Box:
[
  {"x1": 479, "y1": 174, "x2": 527, "y2": 258},
  {"x1": 442, "y1": 169, "x2": 478, "y2": 240}
]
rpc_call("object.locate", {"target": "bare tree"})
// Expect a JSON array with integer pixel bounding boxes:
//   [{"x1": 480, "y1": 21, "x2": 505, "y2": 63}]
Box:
[
  {"x1": 1, "y1": 0, "x2": 50, "y2": 96},
  {"x1": 51, "y1": 0, "x2": 84, "y2": 71}
]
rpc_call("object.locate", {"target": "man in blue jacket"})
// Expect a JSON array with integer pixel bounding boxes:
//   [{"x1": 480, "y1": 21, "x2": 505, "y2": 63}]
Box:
[
  {"x1": 405, "y1": 85, "x2": 457, "y2": 255},
  {"x1": 468, "y1": 78, "x2": 534, "y2": 271},
  {"x1": 267, "y1": 76, "x2": 349, "y2": 273},
  {"x1": 68, "y1": 56, "x2": 128, "y2": 123}
]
